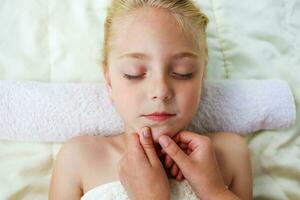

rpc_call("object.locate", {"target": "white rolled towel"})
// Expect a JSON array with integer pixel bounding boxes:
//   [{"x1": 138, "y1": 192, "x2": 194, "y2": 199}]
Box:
[{"x1": 0, "y1": 79, "x2": 296, "y2": 142}]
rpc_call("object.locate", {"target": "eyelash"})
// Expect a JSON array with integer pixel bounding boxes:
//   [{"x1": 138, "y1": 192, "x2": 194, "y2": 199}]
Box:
[
  {"x1": 123, "y1": 73, "x2": 194, "y2": 80},
  {"x1": 123, "y1": 74, "x2": 143, "y2": 80},
  {"x1": 174, "y1": 73, "x2": 194, "y2": 79}
]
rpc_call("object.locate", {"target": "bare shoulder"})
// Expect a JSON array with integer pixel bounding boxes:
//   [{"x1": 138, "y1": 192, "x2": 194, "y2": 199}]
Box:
[
  {"x1": 206, "y1": 132, "x2": 253, "y2": 200},
  {"x1": 57, "y1": 135, "x2": 111, "y2": 170},
  {"x1": 207, "y1": 132, "x2": 250, "y2": 158},
  {"x1": 74, "y1": 135, "x2": 127, "y2": 191},
  {"x1": 206, "y1": 132, "x2": 252, "y2": 179},
  {"x1": 63, "y1": 135, "x2": 111, "y2": 162},
  {"x1": 49, "y1": 135, "x2": 120, "y2": 199}
]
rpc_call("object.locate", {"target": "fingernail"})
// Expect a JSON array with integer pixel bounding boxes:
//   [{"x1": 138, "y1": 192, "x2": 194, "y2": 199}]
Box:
[
  {"x1": 159, "y1": 136, "x2": 170, "y2": 148},
  {"x1": 143, "y1": 127, "x2": 151, "y2": 138}
]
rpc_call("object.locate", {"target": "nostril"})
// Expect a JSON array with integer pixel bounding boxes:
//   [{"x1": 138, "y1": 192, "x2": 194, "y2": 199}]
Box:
[{"x1": 152, "y1": 95, "x2": 171, "y2": 102}]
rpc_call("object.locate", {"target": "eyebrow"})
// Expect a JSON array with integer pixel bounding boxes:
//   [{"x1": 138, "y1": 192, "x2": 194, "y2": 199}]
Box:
[{"x1": 118, "y1": 52, "x2": 199, "y2": 60}]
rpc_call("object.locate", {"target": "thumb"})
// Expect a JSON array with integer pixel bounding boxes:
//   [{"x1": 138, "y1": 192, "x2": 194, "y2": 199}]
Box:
[{"x1": 159, "y1": 135, "x2": 190, "y2": 170}]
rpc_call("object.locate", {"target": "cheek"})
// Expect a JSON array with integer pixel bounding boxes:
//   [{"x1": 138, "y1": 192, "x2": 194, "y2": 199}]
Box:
[
  {"x1": 111, "y1": 80, "x2": 144, "y2": 124},
  {"x1": 178, "y1": 84, "x2": 201, "y2": 115}
]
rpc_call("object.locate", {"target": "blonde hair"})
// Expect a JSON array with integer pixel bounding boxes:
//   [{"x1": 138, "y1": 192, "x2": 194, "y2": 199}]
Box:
[{"x1": 102, "y1": 0, "x2": 209, "y2": 74}]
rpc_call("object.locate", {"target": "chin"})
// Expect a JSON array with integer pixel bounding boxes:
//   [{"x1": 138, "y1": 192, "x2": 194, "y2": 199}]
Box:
[
  {"x1": 151, "y1": 134, "x2": 160, "y2": 143},
  {"x1": 150, "y1": 127, "x2": 177, "y2": 143}
]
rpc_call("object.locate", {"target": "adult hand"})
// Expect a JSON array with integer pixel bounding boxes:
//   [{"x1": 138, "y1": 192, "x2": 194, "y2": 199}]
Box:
[
  {"x1": 118, "y1": 127, "x2": 170, "y2": 200},
  {"x1": 159, "y1": 131, "x2": 236, "y2": 199}
]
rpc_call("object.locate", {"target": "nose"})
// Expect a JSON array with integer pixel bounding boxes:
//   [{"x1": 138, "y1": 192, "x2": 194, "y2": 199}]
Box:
[{"x1": 149, "y1": 75, "x2": 173, "y2": 102}]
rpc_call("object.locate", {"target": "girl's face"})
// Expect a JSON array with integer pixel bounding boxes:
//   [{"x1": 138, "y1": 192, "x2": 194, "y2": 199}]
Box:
[{"x1": 105, "y1": 7, "x2": 205, "y2": 143}]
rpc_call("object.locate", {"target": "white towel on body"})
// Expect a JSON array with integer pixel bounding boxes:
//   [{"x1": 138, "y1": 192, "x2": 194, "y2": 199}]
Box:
[{"x1": 80, "y1": 179, "x2": 198, "y2": 200}]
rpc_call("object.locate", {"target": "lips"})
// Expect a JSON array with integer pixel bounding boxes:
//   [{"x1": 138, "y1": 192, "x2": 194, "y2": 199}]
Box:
[{"x1": 143, "y1": 112, "x2": 176, "y2": 122}]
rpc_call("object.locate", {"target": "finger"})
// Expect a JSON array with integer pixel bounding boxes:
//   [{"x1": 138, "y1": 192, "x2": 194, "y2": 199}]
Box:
[
  {"x1": 165, "y1": 154, "x2": 173, "y2": 168},
  {"x1": 159, "y1": 135, "x2": 190, "y2": 170},
  {"x1": 179, "y1": 142, "x2": 188, "y2": 149},
  {"x1": 173, "y1": 133, "x2": 181, "y2": 143},
  {"x1": 162, "y1": 142, "x2": 186, "y2": 155},
  {"x1": 128, "y1": 133, "x2": 148, "y2": 162},
  {"x1": 176, "y1": 131, "x2": 205, "y2": 151},
  {"x1": 171, "y1": 163, "x2": 179, "y2": 177},
  {"x1": 138, "y1": 127, "x2": 160, "y2": 165},
  {"x1": 176, "y1": 170, "x2": 183, "y2": 181},
  {"x1": 165, "y1": 142, "x2": 187, "y2": 169}
]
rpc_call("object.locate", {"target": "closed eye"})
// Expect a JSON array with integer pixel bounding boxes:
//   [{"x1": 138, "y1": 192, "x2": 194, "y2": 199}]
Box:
[
  {"x1": 123, "y1": 74, "x2": 144, "y2": 80},
  {"x1": 123, "y1": 72, "x2": 194, "y2": 80},
  {"x1": 172, "y1": 72, "x2": 194, "y2": 80}
]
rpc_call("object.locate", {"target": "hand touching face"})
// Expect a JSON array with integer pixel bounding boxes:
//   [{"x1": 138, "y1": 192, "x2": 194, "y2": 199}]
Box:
[{"x1": 159, "y1": 130, "x2": 232, "y2": 199}]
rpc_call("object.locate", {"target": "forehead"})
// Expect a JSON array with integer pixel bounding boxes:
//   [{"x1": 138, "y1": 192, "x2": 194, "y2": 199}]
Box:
[{"x1": 110, "y1": 7, "x2": 201, "y2": 56}]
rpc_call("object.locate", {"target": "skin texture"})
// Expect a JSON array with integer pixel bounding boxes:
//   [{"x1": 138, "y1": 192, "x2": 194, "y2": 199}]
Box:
[{"x1": 49, "y1": 6, "x2": 252, "y2": 200}]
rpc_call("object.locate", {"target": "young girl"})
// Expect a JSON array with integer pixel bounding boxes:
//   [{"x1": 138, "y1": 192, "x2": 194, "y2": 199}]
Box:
[{"x1": 49, "y1": 0, "x2": 252, "y2": 199}]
